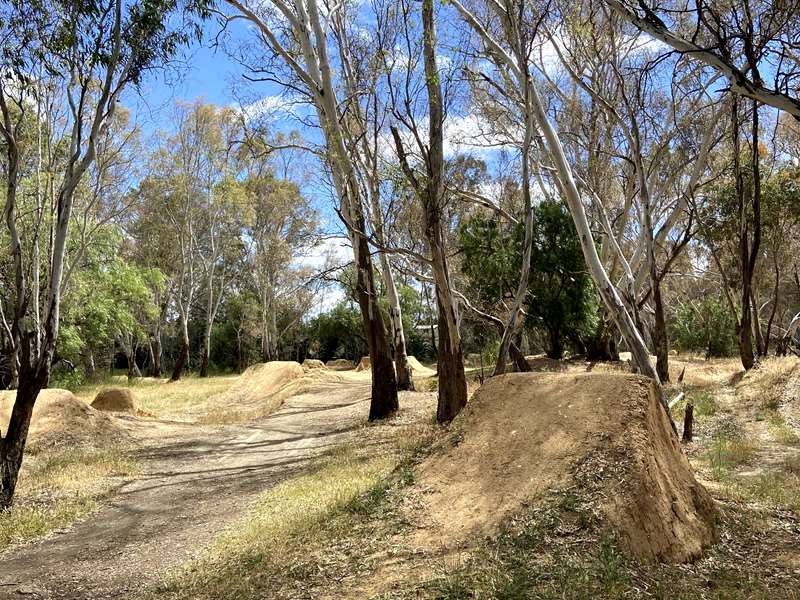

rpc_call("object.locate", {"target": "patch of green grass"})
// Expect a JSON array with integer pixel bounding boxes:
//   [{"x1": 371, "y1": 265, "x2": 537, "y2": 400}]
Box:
[
  {"x1": 742, "y1": 472, "x2": 800, "y2": 512},
  {"x1": 0, "y1": 447, "x2": 140, "y2": 550},
  {"x1": 151, "y1": 447, "x2": 401, "y2": 599},
  {"x1": 766, "y1": 411, "x2": 800, "y2": 444},
  {"x1": 671, "y1": 388, "x2": 719, "y2": 422},
  {"x1": 706, "y1": 435, "x2": 757, "y2": 479},
  {"x1": 690, "y1": 389, "x2": 719, "y2": 416}
]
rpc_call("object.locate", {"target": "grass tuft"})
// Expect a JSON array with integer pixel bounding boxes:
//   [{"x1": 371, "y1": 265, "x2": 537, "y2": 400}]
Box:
[
  {"x1": 0, "y1": 446, "x2": 140, "y2": 550},
  {"x1": 707, "y1": 435, "x2": 757, "y2": 478},
  {"x1": 766, "y1": 411, "x2": 800, "y2": 444}
]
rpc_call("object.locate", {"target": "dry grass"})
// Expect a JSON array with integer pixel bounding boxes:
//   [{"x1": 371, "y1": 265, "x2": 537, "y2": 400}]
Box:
[
  {"x1": 741, "y1": 472, "x2": 800, "y2": 511},
  {"x1": 138, "y1": 355, "x2": 800, "y2": 600},
  {"x1": 74, "y1": 374, "x2": 238, "y2": 420},
  {"x1": 0, "y1": 446, "x2": 140, "y2": 550},
  {"x1": 735, "y1": 356, "x2": 798, "y2": 411},
  {"x1": 784, "y1": 454, "x2": 800, "y2": 474},
  {"x1": 766, "y1": 410, "x2": 800, "y2": 444},
  {"x1": 150, "y1": 446, "x2": 400, "y2": 599},
  {"x1": 147, "y1": 414, "x2": 439, "y2": 600}
]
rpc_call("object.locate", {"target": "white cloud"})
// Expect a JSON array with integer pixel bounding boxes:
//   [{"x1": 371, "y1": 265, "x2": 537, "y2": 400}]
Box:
[
  {"x1": 238, "y1": 93, "x2": 303, "y2": 123},
  {"x1": 294, "y1": 236, "x2": 352, "y2": 271}
]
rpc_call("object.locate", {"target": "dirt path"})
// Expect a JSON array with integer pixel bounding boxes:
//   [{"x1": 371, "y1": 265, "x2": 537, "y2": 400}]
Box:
[{"x1": 0, "y1": 375, "x2": 373, "y2": 600}]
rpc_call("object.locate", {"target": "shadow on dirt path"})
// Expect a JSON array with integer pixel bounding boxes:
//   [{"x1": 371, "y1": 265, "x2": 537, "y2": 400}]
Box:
[{"x1": 0, "y1": 378, "x2": 372, "y2": 599}]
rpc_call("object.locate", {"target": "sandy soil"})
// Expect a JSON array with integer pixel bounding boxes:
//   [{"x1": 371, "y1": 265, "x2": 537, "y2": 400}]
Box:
[{"x1": 0, "y1": 372, "x2": 375, "y2": 600}]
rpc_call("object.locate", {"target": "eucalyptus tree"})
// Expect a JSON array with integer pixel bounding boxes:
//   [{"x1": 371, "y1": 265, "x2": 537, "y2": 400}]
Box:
[
  {"x1": 446, "y1": 0, "x2": 541, "y2": 376},
  {"x1": 545, "y1": 4, "x2": 723, "y2": 381},
  {"x1": 240, "y1": 170, "x2": 318, "y2": 363},
  {"x1": 604, "y1": 0, "x2": 800, "y2": 370},
  {"x1": 0, "y1": 0, "x2": 206, "y2": 508},
  {"x1": 194, "y1": 106, "x2": 246, "y2": 377},
  {"x1": 330, "y1": 8, "x2": 416, "y2": 390},
  {"x1": 385, "y1": 0, "x2": 469, "y2": 421},
  {"x1": 451, "y1": 0, "x2": 671, "y2": 413},
  {"x1": 605, "y1": 0, "x2": 800, "y2": 119},
  {"x1": 222, "y1": 0, "x2": 399, "y2": 419}
]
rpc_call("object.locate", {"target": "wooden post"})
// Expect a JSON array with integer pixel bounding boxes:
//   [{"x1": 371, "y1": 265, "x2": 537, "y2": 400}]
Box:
[{"x1": 682, "y1": 402, "x2": 694, "y2": 443}]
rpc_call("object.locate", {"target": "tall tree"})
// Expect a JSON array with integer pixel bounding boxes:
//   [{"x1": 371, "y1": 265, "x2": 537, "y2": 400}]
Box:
[
  {"x1": 223, "y1": 0, "x2": 399, "y2": 419},
  {"x1": 0, "y1": 0, "x2": 204, "y2": 508},
  {"x1": 389, "y1": 0, "x2": 469, "y2": 422}
]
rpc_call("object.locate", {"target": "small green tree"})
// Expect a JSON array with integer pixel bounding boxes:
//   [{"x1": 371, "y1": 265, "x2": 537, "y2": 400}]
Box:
[
  {"x1": 672, "y1": 297, "x2": 738, "y2": 357},
  {"x1": 306, "y1": 303, "x2": 367, "y2": 362},
  {"x1": 459, "y1": 199, "x2": 596, "y2": 359}
]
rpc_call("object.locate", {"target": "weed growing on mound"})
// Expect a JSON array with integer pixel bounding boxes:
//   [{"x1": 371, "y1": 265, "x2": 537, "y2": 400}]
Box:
[
  {"x1": 766, "y1": 411, "x2": 800, "y2": 444},
  {"x1": 419, "y1": 494, "x2": 633, "y2": 600},
  {"x1": 0, "y1": 447, "x2": 140, "y2": 550}
]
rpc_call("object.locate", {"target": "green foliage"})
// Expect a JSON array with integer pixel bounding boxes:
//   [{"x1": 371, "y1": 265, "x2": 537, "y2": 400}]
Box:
[
  {"x1": 459, "y1": 199, "x2": 596, "y2": 358},
  {"x1": 58, "y1": 226, "x2": 164, "y2": 370},
  {"x1": 672, "y1": 296, "x2": 738, "y2": 357},
  {"x1": 305, "y1": 303, "x2": 367, "y2": 362},
  {"x1": 211, "y1": 290, "x2": 261, "y2": 372}
]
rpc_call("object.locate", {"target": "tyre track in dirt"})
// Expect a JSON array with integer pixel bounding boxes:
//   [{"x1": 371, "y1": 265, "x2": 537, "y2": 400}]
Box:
[{"x1": 0, "y1": 376, "x2": 372, "y2": 599}]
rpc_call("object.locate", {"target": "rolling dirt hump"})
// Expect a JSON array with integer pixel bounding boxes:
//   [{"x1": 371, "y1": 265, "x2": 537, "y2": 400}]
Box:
[
  {"x1": 92, "y1": 387, "x2": 153, "y2": 417},
  {"x1": 0, "y1": 388, "x2": 127, "y2": 448},
  {"x1": 416, "y1": 372, "x2": 717, "y2": 562},
  {"x1": 326, "y1": 358, "x2": 354, "y2": 370},
  {"x1": 213, "y1": 361, "x2": 305, "y2": 413},
  {"x1": 302, "y1": 358, "x2": 326, "y2": 370},
  {"x1": 406, "y1": 356, "x2": 435, "y2": 376}
]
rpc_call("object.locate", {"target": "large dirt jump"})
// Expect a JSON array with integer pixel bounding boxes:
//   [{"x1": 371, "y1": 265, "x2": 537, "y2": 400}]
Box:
[
  {"x1": 415, "y1": 372, "x2": 717, "y2": 562},
  {"x1": 197, "y1": 361, "x2": 306, "y2": 420},
  {"x1": 0, "y1": 389, "x2": 127, "y2": 449}
]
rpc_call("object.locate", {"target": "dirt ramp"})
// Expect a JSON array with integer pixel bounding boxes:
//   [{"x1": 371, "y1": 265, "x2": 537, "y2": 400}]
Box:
[
  {"x1": 0, "y1": 388, "x2": 127, "y2": 449},
  {"x1": 302, "y1": 359, "x2": 326, "y2": 371},
  {"x1": 406, "y1": 356, "x2": 435, "y2": 377},
  {"x1": 416, "y1": 372, "x2": 716, "y2": 562},
  {"x1": 214, "y1": 361, "x2": 304, "y2": 415},
  {"x1": 326, "y1": 358, "x2": 354, "y2": 370},
  {"x1": 92, "y1": 388, "x2": 154, "y2": 417}
]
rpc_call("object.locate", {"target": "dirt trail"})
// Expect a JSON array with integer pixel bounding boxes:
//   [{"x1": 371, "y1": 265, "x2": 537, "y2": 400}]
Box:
[{"x1": 0, "y1": 374, "x2": 372, "y2": 600}]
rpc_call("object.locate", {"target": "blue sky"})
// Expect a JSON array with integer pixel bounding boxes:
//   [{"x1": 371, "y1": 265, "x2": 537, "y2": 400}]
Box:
[{"x1": 133, "y1": 20, "x2": 251, "y2": 134}]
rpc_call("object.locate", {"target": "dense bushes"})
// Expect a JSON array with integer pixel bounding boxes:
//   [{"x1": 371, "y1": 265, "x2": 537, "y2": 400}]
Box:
[{"x1": 672, "y1": 296, "x2": 738, "y2": 357}]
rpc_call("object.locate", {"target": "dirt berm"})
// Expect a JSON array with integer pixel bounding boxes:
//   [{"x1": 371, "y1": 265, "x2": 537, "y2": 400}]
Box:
[
  {"x1": 210, "y1": 361, "x2": 305, "y2": 416},
  {"x1": 92, "y1": 388, "x2": 154, "y2": 417},
  {"x1": 0, "y1": 388, "x2": 127, "y2": 449},
  {"x1": 416, "y1": 372, "x2": 717, "y2": 562}
]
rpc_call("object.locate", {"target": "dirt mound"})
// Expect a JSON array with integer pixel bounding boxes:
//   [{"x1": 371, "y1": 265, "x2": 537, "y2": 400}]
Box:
[
  {"x1": 211, "y1": 361, "x2": 305, "y2": 417},
  {"x1": 326, "y1": 359, "x2": 354, "y2": 370},
  {"x1": 302, "y1": 359, "x2": 326, "y2": 370},
  {"x1": 415, "y1": 372, "x2": 717, "y2": 562},
  {"x1": 525, "y1": 354, "x2": 568, "y2": 372},
  {"x1": 406, "y1": 356, "x2": 436, "y2": 377},
  {"x1": 92, "y1": 388, "x2": 153, "y2": 417},
  {"x1": 0, "y1": 388, "x2": 127, "y2": 449},
  {"x1": 355, "y1": 356, "x2": 371, "y2": 372}
]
